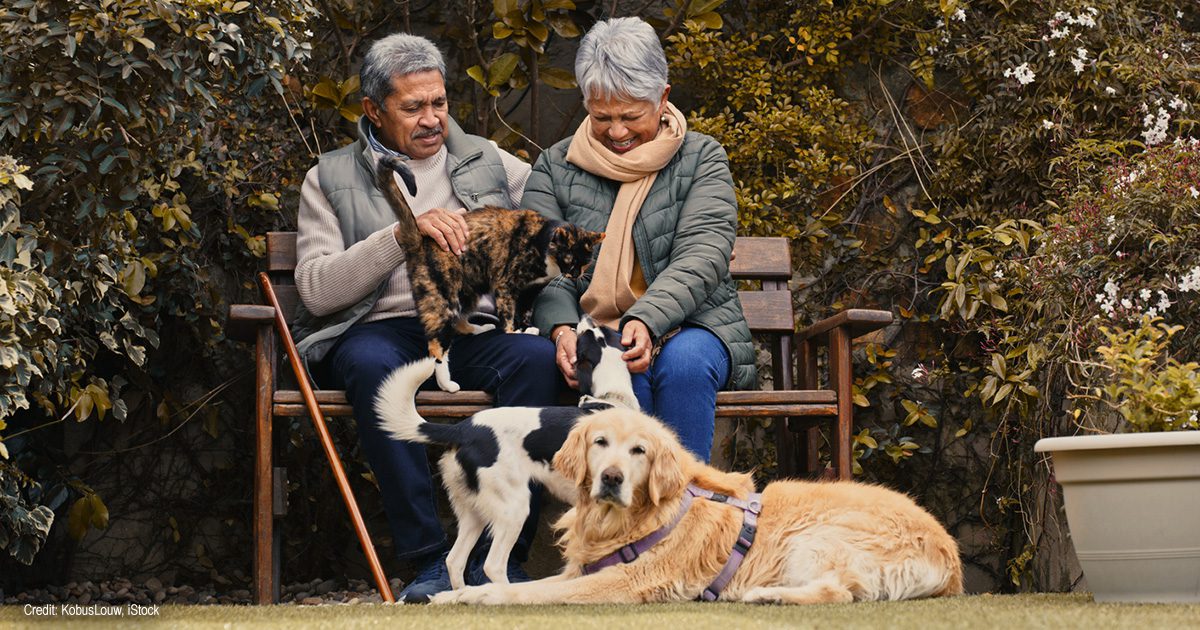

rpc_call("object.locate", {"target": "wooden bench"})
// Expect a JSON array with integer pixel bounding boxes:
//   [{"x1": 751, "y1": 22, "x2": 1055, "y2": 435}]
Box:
[{"x1": 227, "y1": 232, "x2": 891, "y2": 604}]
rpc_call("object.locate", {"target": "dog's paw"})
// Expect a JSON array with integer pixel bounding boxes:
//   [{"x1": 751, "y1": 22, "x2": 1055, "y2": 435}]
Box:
[
  {"x1": 468, "y1": 322, "x2": 497, "y2": 335},
  {"x1": 432, "y1": 583, "x2": 513, "y2": 605},
  {"x1": 515, "y1": 326, "x2": 540, "y2": 336},
  {"x1": 429, "y1": 590, "x2": 464, "y2": 605}
]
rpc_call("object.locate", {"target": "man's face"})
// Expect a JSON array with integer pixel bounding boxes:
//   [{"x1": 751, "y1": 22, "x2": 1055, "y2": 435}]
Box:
[{"x1": 363, "y1": 70, "x2": 449, "y2": 160}]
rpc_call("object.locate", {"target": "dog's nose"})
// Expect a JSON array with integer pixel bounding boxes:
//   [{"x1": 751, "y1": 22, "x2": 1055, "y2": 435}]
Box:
[{"x1": 601, "y1": 467, "x2": 623, "y2": 488}]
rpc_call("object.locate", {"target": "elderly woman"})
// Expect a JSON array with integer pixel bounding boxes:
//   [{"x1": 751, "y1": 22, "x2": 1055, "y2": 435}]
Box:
[{"x1": 524, "y1": 17, "x2": 754, "y2": 460}]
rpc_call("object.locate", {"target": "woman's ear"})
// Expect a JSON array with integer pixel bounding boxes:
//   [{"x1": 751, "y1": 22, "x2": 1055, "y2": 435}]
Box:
[
  {"x1": 647, "y1": 433, "x2": 687, "y2": 505},
  {"x1": 553, "y1": 424, "x2": 591, "y2": 487}
]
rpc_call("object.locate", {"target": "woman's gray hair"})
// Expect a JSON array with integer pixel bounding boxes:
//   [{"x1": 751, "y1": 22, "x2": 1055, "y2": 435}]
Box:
[
  {"x1": 361, "y1": 33, "x2": 446, "y2": 109},
  {"x1": 575, "y1": 17, "x2": 668, "y2": 104}
]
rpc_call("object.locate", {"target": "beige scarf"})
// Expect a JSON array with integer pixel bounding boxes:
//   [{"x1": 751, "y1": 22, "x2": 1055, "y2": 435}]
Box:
[{"x1": 567, "y1": 101, "x2": 687, "y2": 328}]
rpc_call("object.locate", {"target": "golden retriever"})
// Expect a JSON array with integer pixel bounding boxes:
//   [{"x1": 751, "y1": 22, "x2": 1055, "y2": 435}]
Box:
[{"x1": 431, "y1": 408, "x2": 962, "y2": 605}]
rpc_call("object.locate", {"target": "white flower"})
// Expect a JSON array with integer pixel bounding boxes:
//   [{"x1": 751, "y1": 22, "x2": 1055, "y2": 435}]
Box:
[
  {"x1": 1120, "y1": 298, "x2": 1133, "y2": 309},
  {"x1": 1051, "y1": 27, "x2": 1070, "y2": 39},
  {"x1": 1180, "y1": 267, "x2": 1200, "y2": 293},
  {"x1": 1189, "y1": 186, "x2": 1200, "y2": 198},
  {"x1": 1179, "y1": 11, "x2": 1185, "y2": 19},
  {"x1": 953, "y1": 8, "x2": 967, "y2": 21},
  {"x1": 1141, "y1": 108, "x2": 1172, "y2": 146},
  {"x1": 1042, "y1": 119, "x2": 1055, "y2": 129},
  {"x1": 1163, "y1": 52, "x2": 1170, "y2": 60},
  {"x1": 1157, "y1": 291, "x2": 1171, "y2": 312},
  {"x1": 1169, "y1": 97, "x2": 1188, "y2": 111},
  {"x1": 1048, "y1": 49, "x2": 1057, "y2": 57},
  {"x1": 1105, "y1": 86, "x2": 1117, "y2": 95},
  {"x1": 912, "y1": 366, "x2": 929, "y2": 381},
  {"x1": 1140, "y1": 288, "x2": 1152, "y2": 301},
  {"x1": 1052, "y1": 11, "x2": 1071, "y2": 22},
  {"x1": 1004, "y1": 62, "x2": 1036, "y2": 85},
  {"x1": 1070, "y1": 48, "x2": 1090, "y2": 74},
  {"x1": 994, "y1": 267, "x2": 1005, "y2": 279}
]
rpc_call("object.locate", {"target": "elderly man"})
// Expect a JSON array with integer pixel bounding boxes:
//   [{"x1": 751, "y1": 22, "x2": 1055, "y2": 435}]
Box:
[{"x1": 291, "y1": 33, "x2": 558, "y2": 603}]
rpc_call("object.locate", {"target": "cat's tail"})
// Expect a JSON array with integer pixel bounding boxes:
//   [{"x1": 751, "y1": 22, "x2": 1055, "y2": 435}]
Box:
[
  {"x1": 376, "y1": 154, "x2": 422, "y2": 252},
  {"x1": 373, "y1": 357, "x2": 437, "y2": 444}
]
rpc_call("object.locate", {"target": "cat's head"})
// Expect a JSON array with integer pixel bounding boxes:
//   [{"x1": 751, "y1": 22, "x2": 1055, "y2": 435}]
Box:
[{"x1": 548, "y1": 225, "x2": 605, "y2": 279}]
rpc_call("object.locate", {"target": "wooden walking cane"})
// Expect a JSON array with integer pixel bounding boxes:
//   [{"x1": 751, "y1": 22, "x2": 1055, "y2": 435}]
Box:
[{"x1": 258, "y1": 272, "x2": 395, "y2": 603}]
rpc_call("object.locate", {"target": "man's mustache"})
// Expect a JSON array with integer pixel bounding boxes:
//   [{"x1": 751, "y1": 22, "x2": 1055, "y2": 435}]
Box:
[{"x1": 413, "y1": 126, "x2": 443, "y2": 139}]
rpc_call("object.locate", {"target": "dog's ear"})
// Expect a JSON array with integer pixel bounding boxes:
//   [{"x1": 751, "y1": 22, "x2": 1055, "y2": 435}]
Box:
[
  {"x1": 553, "y1": 424, "x2": 591, "y2": 488},
  {"x1": 647, "y1": 433, "x2": 687, "y2": 505}
]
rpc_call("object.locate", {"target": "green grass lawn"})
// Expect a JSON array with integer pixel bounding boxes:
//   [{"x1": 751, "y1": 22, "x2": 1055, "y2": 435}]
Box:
[{"x1": 3, "y1": 593, "x2": 1199, "y2": 629}]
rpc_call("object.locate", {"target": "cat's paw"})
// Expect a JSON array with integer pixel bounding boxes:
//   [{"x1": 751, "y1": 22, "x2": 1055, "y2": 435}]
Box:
[
  {"x1": 468, "y1": 322, "x2": 496, "y2": 335},
  {"x1": 434, "y1": 360, "x2": 460, "y2": 393}
]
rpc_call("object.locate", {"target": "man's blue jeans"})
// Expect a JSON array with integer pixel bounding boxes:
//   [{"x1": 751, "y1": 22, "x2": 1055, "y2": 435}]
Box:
[
  {"x1": 311, "y1": 316, "x2": 562, "y2": 563},
  {"x1": 631, "y1": 326, "x2": 730, "y2": 462}
]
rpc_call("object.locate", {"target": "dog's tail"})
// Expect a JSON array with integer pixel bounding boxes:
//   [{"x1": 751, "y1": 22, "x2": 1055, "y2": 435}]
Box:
[{"x1": 374, "y1": 357, "x2": 437, "y2": 443}]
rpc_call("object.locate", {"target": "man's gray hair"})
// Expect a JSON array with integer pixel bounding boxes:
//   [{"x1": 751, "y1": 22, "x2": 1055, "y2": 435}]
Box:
[
  {"x1": 361, "y1": 33, "x2": 446, "y2": 108},
  {"x1": 575, "y1": 17, "x2": 668, "y2": 104}
]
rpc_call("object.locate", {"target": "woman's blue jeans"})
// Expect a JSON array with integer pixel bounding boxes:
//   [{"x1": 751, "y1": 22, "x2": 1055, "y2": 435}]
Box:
[
  {"x1": 311, "y1": 316, "x2": 562, "y2": 563},
  {"x1": 631, "y1": 326, "x2": 730, "y2": 462}
]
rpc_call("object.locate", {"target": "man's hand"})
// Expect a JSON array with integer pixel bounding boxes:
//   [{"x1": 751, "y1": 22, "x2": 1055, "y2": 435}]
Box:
[
  {"x1": 552, "y1": 324, "x2": 579, "y2": 389},
  {"x1": 621, "y1": 319, "x2": 652, "y2": 373},
  {"x1": 410, "y1": 207, "x2": 470, "y2": 255}
]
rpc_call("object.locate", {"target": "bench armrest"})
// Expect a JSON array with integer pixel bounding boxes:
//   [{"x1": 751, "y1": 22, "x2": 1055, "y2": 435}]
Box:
[
  {"x1": 797, "y1": 308, "x2": 892, "y2": 344},
  {"x1": 227, "y1": 304, "x2": 277, "y2": 343}
]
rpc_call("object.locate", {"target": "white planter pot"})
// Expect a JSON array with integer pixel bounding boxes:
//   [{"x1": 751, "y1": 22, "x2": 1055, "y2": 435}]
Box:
[{"x1": 1035, "y1": 431, "x2": 1200, "y2": 603}]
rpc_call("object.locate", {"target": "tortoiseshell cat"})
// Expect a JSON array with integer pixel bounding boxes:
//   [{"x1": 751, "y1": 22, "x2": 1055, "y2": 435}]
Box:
[{"x1": 377, "y1": 154, "x2": 604, "y2": 392}]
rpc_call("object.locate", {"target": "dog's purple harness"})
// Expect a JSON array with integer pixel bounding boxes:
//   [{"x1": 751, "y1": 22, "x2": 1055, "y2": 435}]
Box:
[{"x1": 580, "y1": 484, "x2": 763, "y2": 601}]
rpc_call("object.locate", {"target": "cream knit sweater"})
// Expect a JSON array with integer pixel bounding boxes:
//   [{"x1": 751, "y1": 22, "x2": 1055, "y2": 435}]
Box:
[{"x1": 294, "y1": 144, "x2": 531, "y2": 321}]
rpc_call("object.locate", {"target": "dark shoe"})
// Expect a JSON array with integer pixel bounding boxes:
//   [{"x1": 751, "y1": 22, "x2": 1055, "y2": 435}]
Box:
[
  {"x1": 466, "y1": 554, "x2": 531, "y2": 586},
  {"x1": 398, "y1": 551, "x2": 452, "y2": 604}
]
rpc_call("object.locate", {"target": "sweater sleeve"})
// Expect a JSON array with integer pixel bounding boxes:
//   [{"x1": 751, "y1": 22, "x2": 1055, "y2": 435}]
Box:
[
  {"x1": 293, "y1": 166, "x2": 407, "y2": 317},
  {"x1": 622, "y1": 137, "x2": 737, "y2": 339},
  {"x1": 524, "y1": 148, "x2": 584, "y2": 332},
  {"x1": 497, "y1": 145, "x2": 533, "y2": 208}
]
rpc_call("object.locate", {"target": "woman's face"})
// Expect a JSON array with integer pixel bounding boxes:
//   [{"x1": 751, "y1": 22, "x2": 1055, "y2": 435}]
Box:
[{"x1": 585, "y1": 87, "x2": 670, "y2": 155}]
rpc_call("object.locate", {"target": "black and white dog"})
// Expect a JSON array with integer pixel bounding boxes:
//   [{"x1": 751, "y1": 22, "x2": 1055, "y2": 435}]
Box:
[{"x1": 373, "y1": 316, "x2": 636, "y2": 590}]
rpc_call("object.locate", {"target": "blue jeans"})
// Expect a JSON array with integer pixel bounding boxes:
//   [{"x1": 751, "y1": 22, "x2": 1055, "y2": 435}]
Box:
[
  {"x1": 631, "y1": 326, "x2": 730, "y2": 462},
  {"x1": 311, "y1": 316, "x2": 562, "y2": 562}
]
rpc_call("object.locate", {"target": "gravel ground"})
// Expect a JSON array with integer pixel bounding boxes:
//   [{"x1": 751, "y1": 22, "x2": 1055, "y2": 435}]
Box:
[{"x1": 1, "y1": 576, "x2": 402, "y2": 606}]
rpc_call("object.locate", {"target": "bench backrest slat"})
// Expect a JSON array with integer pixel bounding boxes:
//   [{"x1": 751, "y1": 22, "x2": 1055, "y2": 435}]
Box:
[{"x1": 266, "y1": 231, "x2": 794, "y2": 334}]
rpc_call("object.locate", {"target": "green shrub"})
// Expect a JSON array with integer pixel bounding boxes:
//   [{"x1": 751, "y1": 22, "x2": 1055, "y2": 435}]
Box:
[
  {"x1": 0, "y1": 0, "x2": 316, "y2": 566},
  {"x1": 1089, "y1": 319, "x2": 1200, "y2": 432}
]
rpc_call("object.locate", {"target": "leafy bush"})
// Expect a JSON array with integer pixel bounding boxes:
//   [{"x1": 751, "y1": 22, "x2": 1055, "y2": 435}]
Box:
[
  {"x1": 0, "y1": 0, "x2": 316, "y2": 570},
  {"x1": 1089, "y1": 319, "x2": 1200, "y2": 432},
  {"x1": 668, "y1": 0, "x2": 1198, "y2": 589}
]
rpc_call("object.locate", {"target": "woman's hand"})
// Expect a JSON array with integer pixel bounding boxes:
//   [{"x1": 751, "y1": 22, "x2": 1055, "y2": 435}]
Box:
[
  {"x1": 621, "y1": 319, "x2": 653, "y2": 373},
  {"x1": 409, "y1": 207, "x2": 470, "y2": 255},
  {"x1": 552, "y1": 325, "x2": 579, "y2": 389}
]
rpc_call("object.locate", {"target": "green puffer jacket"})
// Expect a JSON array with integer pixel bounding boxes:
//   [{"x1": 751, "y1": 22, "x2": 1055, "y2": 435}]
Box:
[{"x1": 522, "y1": 131, "x2": 755, "y2": 391}]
